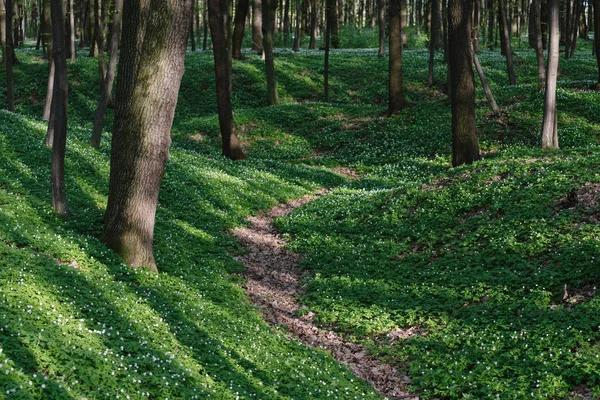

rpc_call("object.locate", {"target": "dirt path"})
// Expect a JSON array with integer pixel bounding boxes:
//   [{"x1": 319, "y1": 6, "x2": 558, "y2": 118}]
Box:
[{"x1": 232, "y1": 189, "x2": 418, "y2": 399}]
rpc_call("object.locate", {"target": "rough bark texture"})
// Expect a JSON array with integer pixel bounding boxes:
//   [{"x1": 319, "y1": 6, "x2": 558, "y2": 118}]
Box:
[
  {"x1": 541, "y1": 0, "x2": 560, "y2": 149},
  {"x1": 262, "y1": 0, "x2": 279, "y2": 105},
  {"x1": 252, "y1": 0, "x2": 263, "y2": 52},
  {"x1": 49, "y1": 0, "x2": 69, "y2": 217},
  {"x1": 594, "y1": 0, "x2": 600, "y2": 88},
  {"x1": 5, "y1": 0, "x2": 14, "y2": 112},
  {"x1": 102, "y1": 0, "x2": 192, "y2": 272},
  {"x1": 209, "y1": 0, "x2": 247, "y2": 159},
  {"x1": 90, "y1": 0, "x2": 122, "y2": 148},
  {"x1": 387, "y1": 0, "x2": 406, "y2": 115},
  {"x1": 532, "y1": 0, "x2": 546, "y2": 86},
  {"x1": 448, "y1": 0, "x2": 479, "y2": 166},
  {"x1": 498, "y1": 0, "x2": 517, "y2": 85},
  {"x1": 377, "y1": 0, "x2": 384, "y2": 56},
  {"x1": 232, "y1": 0, "x2": 250, "y2": 58}
]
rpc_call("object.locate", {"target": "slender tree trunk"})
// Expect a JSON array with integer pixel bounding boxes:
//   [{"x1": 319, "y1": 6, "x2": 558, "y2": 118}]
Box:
[
  {"x1": 400, "y1": 0, "x2": 407, "y2": 46},
  {"x1": 330, "y1": 0, "x2": 339, "y2": 47},
  {"x1": 42, "y1": 0, "x2": 53, "y2": 120},
  {"x1": 473, "y1": 0, "x2": 480, "y2": 52},
  {"x1": 473, "y1": 44, "x2": 499, "y2": 114},
  {"x1": 541, "y1": 0, "x2": 559, "y2": 149},
  {"x1": 203, "y1": 5, "x2": 208, "y2": 50},
  {"x1": 532, "y1": 0, "x2": 546, "y2": 85},
  {"x1": 232, "y1": 0, "x2": 250, "y2": 58},
  {"x1": 253, "y1": 0, "x2": 263, "y2": 52},
  {"x1": 427, "y1": 0, "x2": 440, "y2": 86},
  {"x1": 5, "y1": 0, "x2": 14, "y2": 112},
  {"x1": 92, "y1": 0, "x2": 106, "y2": 84},
  {"x1": 486, "y1": 0, "x2": 494, "y2": 49},
  {"x1": 293, "y1": 0, "x2": 300, "y2": 50},
  {"x1": 103, "y1": 0, "x2": 193, "y2": 272},
  {"x1": 190, "y1": 13, "x2": 196, "y2": 50},
  {"x1": 49, "y1": 0, "x2": 69, "y2": 217},
  {"x1": 68, "y1": 0, "x2": 76, "y2": 62},
  {"x1": 90, "y1": 0, "x2": 122, "y2": 147},
  {"x1": 309, "y1": 0, "x2": 317, "y2": 48},
  {"x1": 1, "y1": 1, "x2": 6, "y2": 67},
  {"x1": 324, "y1": 0, "x2": 332, "y2": 101},
  {"x1": 498, "y1": 0, "x2": 517, "y2": 85},
  {"x1": 262, "y1": 0, "x2": 279, "y2": 104},
  {"x1": 283, "y1": 0, "x2": 290, "y2": 45},
  {"x1": 387, "y1": 0, "x2": 406, "y2": 114},
  {"x1": 377, "y1": 0, "x2": 384, "y2": 56},
  {"x1": 208, "y1": 0, "x2": 246, "y2": 159},
  {"x1": 448, "y1": 0, "x2": 479, "y2": 166},
  {"x1": 593, "y1": 0, "x2": 600, "y2": 88}
]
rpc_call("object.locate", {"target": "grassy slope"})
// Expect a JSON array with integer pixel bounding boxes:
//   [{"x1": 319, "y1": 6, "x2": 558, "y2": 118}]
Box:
[{"x1": 0, "y1": 36, "x2": 599, "y2": 400}]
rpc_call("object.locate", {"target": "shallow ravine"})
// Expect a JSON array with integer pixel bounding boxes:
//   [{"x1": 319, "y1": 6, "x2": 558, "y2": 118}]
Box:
[{"x1": 232, "y1": 188, "x2": 420, "y2": 400}]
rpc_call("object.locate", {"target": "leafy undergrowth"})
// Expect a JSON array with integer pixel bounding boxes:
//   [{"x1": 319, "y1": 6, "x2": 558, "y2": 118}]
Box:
[{"x1": 1, "y1": 39, "x2": 600, "y2": 399}]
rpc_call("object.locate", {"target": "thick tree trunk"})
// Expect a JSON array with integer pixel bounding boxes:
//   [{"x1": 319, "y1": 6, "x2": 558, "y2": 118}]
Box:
[
  {"x1": 42, "y1": 0, "x2": 53, "y2": 120},
  {"x1": 253, "y1": 0, "x2": 263, "y2": 52},
  {"x1": 103, "y1": 0, "x2": 192, "y2": 272},
  {"x1": 595, "y1": 0, "x2": 600, "y2": 88},
  {"x1": 5, "y1": 0, "x2": 14, "y2": 112},
  {"x1": 330, "y1": 0, "x2": 339, "y2": 47},
  {"x1": 448, "y1": 0, "x2": 479, "y2": 166},
  {"x1": 387, "y1": 0, "x2": 406, "y2": 114},
  {"x1": 263, "y1": 0, "x2": 279, "y2": 104},
  {"x1": 49, "y1": 0, "x2": 69, "y2": 217},
  {"x1": 377, "y1": 0, "x2": 384, "y2": 56},
  {"x1": 486, "y1": 0, "x2": 494, "y2": 49},
  {"x1": 232, "y1": 0, "x2": 250, "y2": 58},
  {"x1": 309, "y1": 0, "x2": 317, "y2": 48},
  {"x1": 498, "y1": 0, "x2": 517, "y2": 85},
  {"x1": 427, "y1": 0, "x2": 440, "y2": 86},
  {"x1": 90, "y1": 0, "x2": 122, "y2": 148},
  {"x1": 283, "y1": 0, "x2": 290, "y2": 45},
  {"x1": 532, "y1": 0, "x2": 546, "y2": 86},
  {"x1": 541, "y1": 0, "x2": 559, "y2": 149},
  {"x1": 209, "y1": 0, "x2": 246, "y2": 159},
  {"x1": 292, "y1": 0, "x2": 300, "y2": 50}
]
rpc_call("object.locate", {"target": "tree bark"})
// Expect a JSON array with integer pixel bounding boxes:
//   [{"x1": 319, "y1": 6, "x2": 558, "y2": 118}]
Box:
[
  {"x1": 448, "y1": 0, "x2": 479, "y2": 166},
  {"x1": 541, "y1": 0, "x2": 559, "y2": 149},
  {"x1": 330, "y1": 0, "x2": 339, "y2": 47},
  {"x1": 283, "y1": 0, "x2": 290, "y2": 45},
  {"x1": 531, "y1": 0, "x2": 546, "y2": 86},
  {"x1": 42, "y1": 0, "x2": 53, "y2": 120},
  {"x1": 473, "y1": 45, "x2": 500, "y2": 114},
  {"x1": 387, "y1": 0, "x2": 406, "y2": 114},
  {"x1": 486, "y1": 0, "x2": 494, "y2": 49},
  {"x1": 232, "y1": 0, "x2": 250, "y2": 58},
  {"x1": 324, "y1": 0, "x2": 332, "y2": 101},
  {"x1": 377, "y1": 0, "x2": 384, "y2": 56},
  {"x1": 49, "y1": 0, "x2": 69, "y2": 217},
  {"x1": 209, "y1": 0, "x2": 246, "y2": 159},
  {"x1": 595, "y1": 0, "x2": 600, "y2": 88},
  {"x1": 5, "y1": 0, "x2": 14, "y2": 112},
  {"x1": 103, "y1": 0, "x2": 192, "y2": 272},
  {"x1": 292, "y1": 0, "x2": 300, "y2": 50},
  {"x1": 92, "y1": 0, "x2": 106, "y2": 84},
  {"x1": 263, "y1": 0, "x2": 279, "y2": 104},
  {"x1": 68, "y1": 0, "x2": 76, "y2": 62},
  {"x1": 498, "y1": 0, "x2": 517, "y2": 85},
  {"x1": 309, "y1": 0, "x2": 317, "y2": 48},
  {"x1": 90, "y1": 0, "x2": 122, "y2": 148},
  {"x1": 252, "y1": 0, "x2": 263, "y2": 52},
  {"x1": 1, "y1": 1, "x2": 6, "y2": 67},
  {"x1": 427, "y1": 0, "x2": 440, "y2": 86}
]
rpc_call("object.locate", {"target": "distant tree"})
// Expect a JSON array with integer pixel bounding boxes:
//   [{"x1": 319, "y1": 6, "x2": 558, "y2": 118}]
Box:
[
  {"x1": 308, "y1": 0, "x2": 317, "y2": 49},
  {"x1": 594, "y1": 0, "x2": 600, "y2": 89},
  {"x1": 49, "y1": 0, "x2": 69, "y2": 217},
  {"x1": 448, "y1": 0, "x2": 479, "y2": 166},
  {"x1": 292, "y1": 0, "x2": 300, "y2": 51},
  {"x1": 67, "y1": 0, "x2": 76, "y2": 63},
  {"x1": 232, "y1": 0, "x2": 250, "y2": 59},
  {"x1": 541, "y1": 0, "x2": 560, "y2": 149},
  {"x1": 253, "y1": 0, "x2": 263, "y2": 53},
  {"x1": 262, "y1": 0, "x2": 279, "y2": 104},
  {"x1": 209, "y1": 0, "x2": 246, "y2": 159},
  {"x1": 5, "y1": 0, "x2": 14, "y2": 112},
  {"x1": 1, "y1": 1, "x2": 6, "y2": 67},
  {"x1": 387, "y1": 0, "x2": 406, "y2": 115},
  {"x1": 103, "y1": 0, "x2": 192, "y2": 272},
  {"x1": 498, "y1": 0, "x2": 517, "y2": 85},
  {"x1": 324, "y1": 0, "x2": 333, "y2": 101},
  {"x1": 377, "y1": 0, "x2": 384, "y2": 56},
  {"x1": 531, "y1": 0, "x2": 546, "y2": 86},
  {"x1": 427, "y1": 0, "x2": 441, "y2": 86},
  {"x1": 42, "y1": 0, "x2": 53, "y2": 121},
  {"x1": 90, "y1": 0, "x2": 122, "y2": 148}
]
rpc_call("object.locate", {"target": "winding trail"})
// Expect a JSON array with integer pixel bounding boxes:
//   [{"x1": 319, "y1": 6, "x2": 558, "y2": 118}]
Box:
[{"x1": 232, "y1": 189, "x2": 419, "y2": 399}]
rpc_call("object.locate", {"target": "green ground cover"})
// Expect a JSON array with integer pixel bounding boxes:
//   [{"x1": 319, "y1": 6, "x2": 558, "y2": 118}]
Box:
[{"x1": 0, "y1": 38, "x2": 599, "y2": 399}]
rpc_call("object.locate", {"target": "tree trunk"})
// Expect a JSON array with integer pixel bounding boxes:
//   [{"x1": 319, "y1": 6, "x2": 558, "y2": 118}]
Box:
[
  {"x1": 1, "y1": 1, "x2": 6, "y2": 67},
  {"x1": 532, "y1": 0, "x2": 545, "y2": 86},
  {"x1": 68, "y1": 0, "x2": 76, "y2": 62},
  {"x1": 293, "y1": 0, "x2": 300, "y2": 50},
  {"x1": 49, "y1": 0, "x2": 69, "y2": 217},
  {"x1": 42, "y1": 0, "x2": 53, "y2": 120},
  {"x1": 232, "y1": 0, "x2": 250, "y2": 58},
  {"x1": 190, "y1": 12, "x2": 196, "y2": 50},
  {"x1": 90, "y1": 0, "x2": 122, "y2": 148},
  {"x1": 263, "y1": 0, "x2": 279, "y2": 104},
  {"x1": 92, "y1": 0, "x2": 106, "y2": 84},
  {"x1": 541, "y1": 0, "x2": 559, "y2": 149},
  {"x1": 5, "y1": 0, "x2": 14, "y2": 112},
  {"x1": 324, "y1": 0, "x2": 332, "y2": 101},
  {"x1": 448, "y1": 0, "x2": 479, "y2": 166},
  {"x1": 498, "y1": 0, "x2": 517, "y2": 85},
  {"x1": 400, "y1": 0, "x2": 407, "y2": 47},
  {"x1": 593, "y1": 0, "x2": 600, "y2": 88},
  {"x1": 309, "y1": 0, "x2": 317, "y2": 48},
  {"x1": 486, "y1": 0, "x2": 494, "y2": 49},
  {"x1": 377, "y1": 0, "x2": 384, "y2": 56},
  {"x1": 427, "y1": 0, "x2": 440, "y2": 86},
  {"x1": 473, "y1": 45, "x2": 500, "y2": 114},
  {"x1": 203, "y1": 6, "x2": 208, "y2": 50},
  {"x1": 330, "y1": 0, "x2": 339, "y2": 47},
  {"x1": 103, "y1": 0, "x2": 192, "y2": 272},
  {"x1": 283, "y1": 0, "x2": 290, "y2": 45},
  {"x1": 387, "y1": 0, "x2": 406, "y2": 114},
  {"x1": 253, "y1": 0, "x2": 263, "y2": 52},
  {"x1": 209, "y1": 0, "x2": 246, "y2": 159}
]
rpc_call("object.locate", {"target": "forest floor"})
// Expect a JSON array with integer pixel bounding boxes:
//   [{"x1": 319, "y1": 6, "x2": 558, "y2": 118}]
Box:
[{"x1": 1, "y1": 37, "x2": 600, "y2": 399}]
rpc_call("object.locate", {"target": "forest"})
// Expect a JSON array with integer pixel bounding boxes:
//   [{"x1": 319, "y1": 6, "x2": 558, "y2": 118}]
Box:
[{"x1": 1, "y1": 0, "x2": 600, "y2": 398}]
